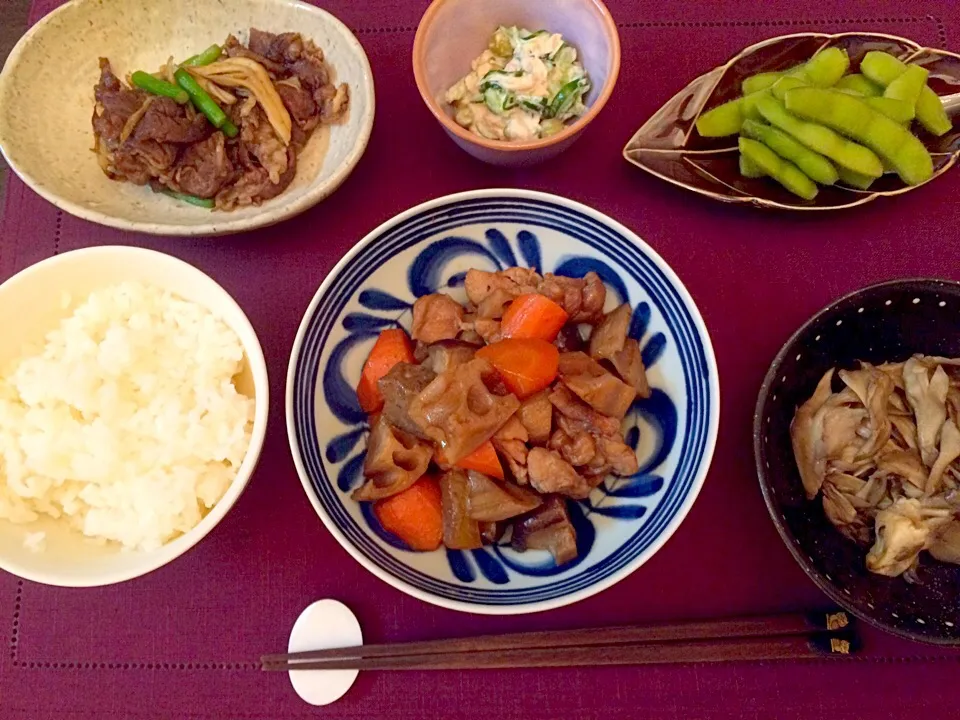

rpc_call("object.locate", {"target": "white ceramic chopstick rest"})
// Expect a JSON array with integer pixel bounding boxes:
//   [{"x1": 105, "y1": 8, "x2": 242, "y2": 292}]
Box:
[{"x1": 287, "y1": 599, "x2": 363, "y2": 705}]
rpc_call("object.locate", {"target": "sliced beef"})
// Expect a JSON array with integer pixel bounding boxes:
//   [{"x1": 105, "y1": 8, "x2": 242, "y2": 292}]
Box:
[
  {"x1": 174, "y1": 132, "x2": 235, "y2": 198},
  {"x1": 240, "y1": 106, "x2": 289, "y2": 183},
  {"x1": 276, "y1": 82, "x2": 320, "y2": 130},
  {"x1": 224, "y1": 34, "x2": 286, "y2": 75},
  {"x1": 132, "y1": 96, "x2": 211, "y2": 144},
  {"x1": 411, "y1": 294, "x2": 465, "y2": 344},
  {"x1": 215, "y1": 147, "x2": 297, "y2": 210},
  {"x1": 92, "y1": 59, "x2": 146, "y2": 148},
  {"x1": 248, "y1": 28, "x2": 306, "y2": 65},
  {"x1": 316, "y1": 82, "x2": 350, "y2": 122},
  {"x1": 378, "y1": 362, "x2": 436, "y2": 437},
  {"x1": 112, "y1": 140, "x2": 178, "y2": 185}
]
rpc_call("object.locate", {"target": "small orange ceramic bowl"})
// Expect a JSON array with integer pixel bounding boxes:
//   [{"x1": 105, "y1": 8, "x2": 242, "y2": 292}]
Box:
[{"x1": 413, "y1": 0, "x2": 620, "y2": 167}]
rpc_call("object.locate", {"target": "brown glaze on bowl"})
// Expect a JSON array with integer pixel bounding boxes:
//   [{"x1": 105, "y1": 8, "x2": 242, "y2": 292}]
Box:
[
  {"x1": 623, "y1": 33, "x2": 960, "y2": 210},
  {"x1": 754, "y1": 279, "x2": 960, "y2": 645}
]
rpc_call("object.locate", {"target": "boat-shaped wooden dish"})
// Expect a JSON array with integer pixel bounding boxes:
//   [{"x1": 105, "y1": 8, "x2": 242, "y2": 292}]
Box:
[{"x1": 623, "y1": 33, "x2": 960, "y2": 210}]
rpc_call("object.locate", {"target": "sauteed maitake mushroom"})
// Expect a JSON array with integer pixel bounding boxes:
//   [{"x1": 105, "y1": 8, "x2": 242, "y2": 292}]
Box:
[{"x1": 791, "y1": 355, "x2": 960, "y2": 578}]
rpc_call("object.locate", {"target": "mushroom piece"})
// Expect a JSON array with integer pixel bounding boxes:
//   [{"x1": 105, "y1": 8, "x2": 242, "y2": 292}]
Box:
[
  {"x1": 439, "y1": 470, "x2": 483, "y2": 550},
  {"x1": 866, "y1": 499, "x2": 934, "y2": 576},
  {"x1": 926, "y1": 415, "x2": 960, "y2": 495},
  {"x1": 378, "y1": 362, "x2": 436, "y2": 438},
  {"x1": 873, "y1": 449, "x2": 927, "y2": 489},
  {"x1": 928, "y1": 521, "x2": 960, "y2": 565},
  {"x1": 511, "y1": 495, "x2": 578, "y2": 565},
  {"x1": 839, "y1": 367, "x2": 893, "y2": 459},
  {"x1": 903, "y1": 357, "x2": 949, "y2": 467},
  {"x1": 790, "y1": 369, "x2": 838, "y2": 499}
]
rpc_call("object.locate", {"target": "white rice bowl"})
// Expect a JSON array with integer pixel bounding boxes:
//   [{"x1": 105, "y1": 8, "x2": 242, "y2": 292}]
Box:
[{"x1": 0, "y1": 247, "x2": 268, "y2": 587}]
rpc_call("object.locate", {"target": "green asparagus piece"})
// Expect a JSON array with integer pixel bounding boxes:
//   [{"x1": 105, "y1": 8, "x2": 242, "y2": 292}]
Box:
[
  {"x1": 783, "y1": 87, "x2": 933, "y2": 185},
  {"x1": 182, "y1": 44, "x2": 223, "y2": 67},
  {"x1": 836, "y1": 166, "x2": 876, "y2": 190},
  {"x1": 801, "y1": 47, "x2": 849, "y2": 87},
  {"x1": 738, "y1": 137, "x2": 818, "y2": 199},
  {"x1": 884, "y1": 64, "x2": 928, "y2": 107},
  {"x1": 695, "y1": 98, "x2": 743, "y2": 137},
  {"x1": 740, "y1": 118, "x2": 838, "y2": 185},
  {"x1": 863, "y1": 96, "x2": 914, "y2": 123},
  {"x1": 742, "y1": 72, "x2": 784, "y2": 95},
  {"x1": 161, "y1": 190, "x2": 215, "y2": 208},
  {"x1": 755, "y1": 94, "x2": 884, "y2": 177},
  {"x1": 739, "y1": 153, "x2": 765, "y2": 178},
  {"x1": 860, "y1": 51, "x2": 952, "y2": 136},
  {"x1": 771, "y1": 75, "x2": 808, "y2": 101},
  {"x1": 174, "y1": 68, "x2": 239, "y2": 138},
  {"x1": 130, "y1": 71, "x2": 189, "y2": 104},
  {"x1": 835, "y1": 74, "x2": 882, "y2": 97}
]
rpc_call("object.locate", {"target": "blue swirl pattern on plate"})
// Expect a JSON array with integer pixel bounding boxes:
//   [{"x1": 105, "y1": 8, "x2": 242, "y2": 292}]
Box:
[{"x1": 289, "y1": 195, "x2": 716, "y2": 609}]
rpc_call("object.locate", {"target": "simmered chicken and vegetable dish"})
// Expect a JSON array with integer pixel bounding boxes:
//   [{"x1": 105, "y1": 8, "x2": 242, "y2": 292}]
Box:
[
  {"x1": 353, "y1": 268, "x2": 650, "y2": 565},
  {"x1": 445, "y1": 26, "x2": 590, "y2": 142},
  {"x1": 792, "y1": 355, "x2": 960, "y2": 578},
  {"x1": 92, "y1": 29, "x2": 349, "y2": 210}
]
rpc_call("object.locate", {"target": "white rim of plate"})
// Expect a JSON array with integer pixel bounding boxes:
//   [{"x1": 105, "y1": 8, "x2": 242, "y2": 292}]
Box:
[{"x1": 285, "y1": 188, "x2": 721, "y2": 615}]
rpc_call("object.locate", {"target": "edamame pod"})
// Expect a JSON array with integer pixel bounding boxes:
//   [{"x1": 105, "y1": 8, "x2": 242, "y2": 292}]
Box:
[
  {"x1": 771, "y1": 75, "x2": 807, "y2": 100},
  {"x1": 860, "y1": 51, "x2": 951, "y2": 136},
  {"x1": 835, "y1": 166, "x2": 876, "y2": 190},
  {"x1": 740, "y1": 118, "x2": 838, "y2": 185},
  {"x1": 884, "y1": 64, "x2": 928, "y2": 107},
  {"x1": 742, "y1": 72, "x2": 783, "y2": 95},
  {"x1": 835, "y1": 74, "x2": 882, "y2": 97},
  {"x1": 863, "y1": 96, "x2": 915, "y2": 123},
  {"x1": 783, "y1": 87, "x2": 933, "y2": 185},
  {"x1": 739, "y1": 153, "x2": 765, "y2": 178},
  {"x1": 695, "y1": 98, "x2": 743, "y2": 137},
  {"x1": 755, "y1": 94, "x2": 884, "y2": 177},
  {"x1": 801, "y1": 47, "x2": 849, "y2": 87},
  {"x1": 738, "y1": 137, "x2": 818, "y2": 199}
]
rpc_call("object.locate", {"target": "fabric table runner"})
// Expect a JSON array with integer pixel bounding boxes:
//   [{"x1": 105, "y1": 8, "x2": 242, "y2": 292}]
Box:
[{"x1": 2, "y1": 1, "x2": 960, "y2": 718}]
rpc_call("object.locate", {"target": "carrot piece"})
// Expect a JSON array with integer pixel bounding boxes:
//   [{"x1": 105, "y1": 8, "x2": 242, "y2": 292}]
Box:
[
  {"x1": 454, "y1": 440, "x2": 505, "y2": 480},
  {"x1": 356, "y1": 328, "x2": 416, "y2": 413},
  {"x1": 500, "y1": 293, "x2": 569, "y2": 342},
  {"x1": 373, "y1": 475, "x2": 444, "y2": 552},
  {"x1": 476, "y1": 338, "x2": 560, "y2": 399}
]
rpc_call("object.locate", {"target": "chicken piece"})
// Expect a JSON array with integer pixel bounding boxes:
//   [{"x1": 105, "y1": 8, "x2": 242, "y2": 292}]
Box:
[
  {"x1": 558, "y1": 352, "x2": 637, "y2": 419},
  {"x1": 549, "y1": 384, "x2": 621, "y2": 437},
  {"x1": 465, "y1": 470, "x2": 541, "y2": 522},
  {"x1": 866, "y1": 498, "x2": 951, "y2": 576},
  {"x1": 472, "y1": 318, "x2": 502, "y2": 344},
  {"x1": 418, "y1": 341, "x2": 476, "y2": 374},
  {"x1": 538, "y1": 272, "x2": 606, "y2": 324},
  {"x1": 590, "y1": 435, "x2": 640, "y2": 477},
  {"x1": 526, "y1": 447, "x2": 593, "y2": 499},
  {"x1": 517, "y1": 390, "x2": 553, "y2": 445},
  {"x1": 353, "y1": 416, "x2": 432, "y2": 501},
  {"x1": 407, "y1": 358, "x2": 519, "y2": 464},
  {"x1": 411, "y1": 294, "x2": 465, "y2": 344},
  {"x1": 464, "y1": 268, "x2": 540, "y2": 307},
  {"x1": 378, "y1": 362, "x2": 436, "y2": 437},
  {"x1": 589, "y1": 303, "x2": 631, "y2": 360},
  {"x1": 903, "y1": 357, "x2": 950, "y2": 467},
  {"x1": 511, "y1": 496, "x2": 578, "y2": 565},
  {"x1": 549, "y1": 428, "x2": 596, "y2": 467}
]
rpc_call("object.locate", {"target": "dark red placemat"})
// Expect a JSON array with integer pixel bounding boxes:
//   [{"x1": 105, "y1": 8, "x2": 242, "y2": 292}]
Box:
[{"x1": 3, "y1": 2, "x2": 960, "y2": 718}]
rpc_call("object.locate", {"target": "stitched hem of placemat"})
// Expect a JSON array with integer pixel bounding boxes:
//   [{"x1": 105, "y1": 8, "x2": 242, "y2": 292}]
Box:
[{"x1": 3, "y1": 11, "x2": 954, "y2": 675}]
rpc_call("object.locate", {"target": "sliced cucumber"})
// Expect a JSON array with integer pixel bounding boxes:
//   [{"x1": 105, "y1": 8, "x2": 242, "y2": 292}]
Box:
[
  {"x1": 484, "y1": 86, "x2": 516, "y2": 114},
  {"x1": 546, "y1": 78, "x2": 589, "y2": 119},
  {"x1": 479, "y1": 69, "x2": 523, "y2": 92},
  {"x1": 551, "y1": 44, "x2": 577, "y2": 66}
]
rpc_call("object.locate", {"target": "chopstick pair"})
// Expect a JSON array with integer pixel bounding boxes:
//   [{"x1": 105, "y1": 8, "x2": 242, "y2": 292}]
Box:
[{"x1": 261, "y1": 609, "x2": 860, "y2": 672}]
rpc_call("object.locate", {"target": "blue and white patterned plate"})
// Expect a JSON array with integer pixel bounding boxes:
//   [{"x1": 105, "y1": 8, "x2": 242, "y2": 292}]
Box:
[{"x1": 286, "y1": 189, "x2": 720, "y2": 614}]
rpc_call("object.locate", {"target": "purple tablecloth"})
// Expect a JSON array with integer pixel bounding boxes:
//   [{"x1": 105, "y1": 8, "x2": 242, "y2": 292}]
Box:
[{"x1": 3, "y1": 1, "x2": 960, "y2": 718}]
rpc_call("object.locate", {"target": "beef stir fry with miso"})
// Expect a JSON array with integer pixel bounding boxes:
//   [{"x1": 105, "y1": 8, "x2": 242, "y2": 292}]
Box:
[
  {"x1": 352, "y1": 267, "x2": 651, "y2": 565},
  {"x1": 92, "y1": 29, "x2": 349, "y2": 210}
]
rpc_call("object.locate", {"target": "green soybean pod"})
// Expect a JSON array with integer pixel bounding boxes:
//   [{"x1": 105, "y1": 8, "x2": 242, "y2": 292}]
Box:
[
  {"x1": 739, "y1": 153, "x2": 765, "y2": 178},
  {"x1": 860, "y1": 51, "x2": 951, "y2": 136},
  {"x1": 835, "y1": 74, "x2": 882, "y2": 97},
  {"x1": 863, "y1": 96, "x2": 914, "y2": 123},
  {"x1": 802, "y1": 47, "x2": 850, "y2": 87},
  {"x1": 742, "y1": 72, "x2": 784, "y2": 95},
  {"x1": 740, "y1": 118, "x2": 838, "y2": 185},
  {"x1": 695, "y1": 98, "x2": 743, "y2": 137},
  {"x1": 884, "y1": 64, "x2": 928, "y2": 107},
  {"x1": 771, "y1": 75, "x2": 807, "y2": 101},
  {"x1": 836, "y1": 166, "x2": 876, "y2": 190},
  {"x1": 738, "y1": 137, "x2": 818, "y2": 200},
  {"x1": 755, "y1": 94, "x2": 884, "y2": 177},
  {"x1": 783, "y1": 87, "x2": 933, "y2": 185}
]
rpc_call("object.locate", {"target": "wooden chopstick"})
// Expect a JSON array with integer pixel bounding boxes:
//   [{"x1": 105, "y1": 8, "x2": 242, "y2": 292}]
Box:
[
  {"x1": 261, "y1": 610, "x2": 855, "y2": 671},
  {"x1": 262, "y1": 631, "x2": 858, "y2": 671}
]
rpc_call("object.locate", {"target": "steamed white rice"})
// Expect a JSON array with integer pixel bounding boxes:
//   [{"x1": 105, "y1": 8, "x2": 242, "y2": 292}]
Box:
[{"x1": 0, "y1": 281, "x2": 254, "y2": 551}]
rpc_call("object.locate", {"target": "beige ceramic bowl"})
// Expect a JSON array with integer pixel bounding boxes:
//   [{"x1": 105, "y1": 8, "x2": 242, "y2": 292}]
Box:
[
  {"x1": 413, "y1": 0, "x2": 620, "y2": 166},
  {"x1": 0, "y1": 0, "x2": 374, "y2": 236},
  {"x1": 0, "y1": 246, "x2": 269, "y2": 587}
]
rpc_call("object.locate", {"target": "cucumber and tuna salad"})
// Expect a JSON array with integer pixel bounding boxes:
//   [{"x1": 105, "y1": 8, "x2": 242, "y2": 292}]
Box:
[
  {"x1": 696, "y1": 48, "x2": 954, "y2": 200},
  {"x1": 445, "y1": 26, "x2": 590, "y2": 142}
]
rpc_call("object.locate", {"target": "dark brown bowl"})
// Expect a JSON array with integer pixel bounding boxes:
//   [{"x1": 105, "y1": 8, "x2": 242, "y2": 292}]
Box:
[
  {"x1": 754, "y1": 278, "x2": 960, "y2": 645},
  {"x1": 623, "y1": 32, "x2": 960, "y2": 210}
]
